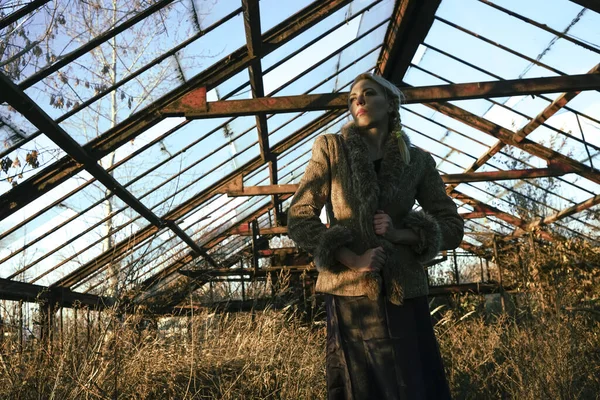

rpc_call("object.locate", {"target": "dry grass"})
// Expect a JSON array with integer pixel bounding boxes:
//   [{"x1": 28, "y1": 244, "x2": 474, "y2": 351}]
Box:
[
  {"x1": 1, "y1": 301, "x2": 599, "y2": 399},
  {"x1": 0, "y1": 306, "x2": 326, "y2": 399},
  {"x1": 438, "y1": 310, "x2": 600, "y2": 400}
]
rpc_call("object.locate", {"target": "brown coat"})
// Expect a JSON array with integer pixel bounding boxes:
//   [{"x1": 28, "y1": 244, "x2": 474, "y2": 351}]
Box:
[{"x1": 287, "y1": 123, "x2": 464, "y2": 305}]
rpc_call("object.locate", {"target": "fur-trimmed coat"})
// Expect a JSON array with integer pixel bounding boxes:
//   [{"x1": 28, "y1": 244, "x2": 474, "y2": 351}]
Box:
[{"x1": 287, "y1": 123, "x2": 464, "y2": 305}]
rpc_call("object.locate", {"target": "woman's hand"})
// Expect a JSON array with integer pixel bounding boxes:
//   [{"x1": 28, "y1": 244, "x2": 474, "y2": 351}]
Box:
[
  {"x1": 374, "y1": 210, "x2": 395, "y2": 240},
  {"x1": 349, "y1": 246, "x2": 386, "y2": 273},
  {"x1": 374, "y1": 210, "x2": 419, "y2": 245}
]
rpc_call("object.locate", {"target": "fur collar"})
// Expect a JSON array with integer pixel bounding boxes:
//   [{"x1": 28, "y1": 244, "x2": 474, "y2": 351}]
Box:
[{"x1": 340, "y1": 122, "x2": 411, "y2": 242}]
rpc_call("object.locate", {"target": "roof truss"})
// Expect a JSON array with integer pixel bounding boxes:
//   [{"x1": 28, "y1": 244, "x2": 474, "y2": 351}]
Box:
[{"x1": 0, "y1": 0, "x2": 598, "y2": 304}]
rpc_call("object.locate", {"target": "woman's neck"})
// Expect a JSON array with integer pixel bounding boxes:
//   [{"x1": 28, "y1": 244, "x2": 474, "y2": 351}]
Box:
[{"x1": 361, "y1": 126, "x2": 387, "y2": 161}]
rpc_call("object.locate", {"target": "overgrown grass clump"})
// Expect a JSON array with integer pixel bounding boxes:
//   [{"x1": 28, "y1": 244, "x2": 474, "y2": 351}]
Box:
[{"x1": 1, "y1": 302, "x2": 598, "y2": 399}]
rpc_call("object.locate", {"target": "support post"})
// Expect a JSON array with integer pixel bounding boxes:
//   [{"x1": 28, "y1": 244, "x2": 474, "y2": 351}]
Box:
[
  {"x1": 240, "y1": 260, "x2": 246, "y2": 301},
  {"x1": 19, "y1": 300, "x2": 23, "y2": 357},
  {"x1": 453, "y1": 249, "x2": 460, "y2": 285},
  {"x1": 479, "y1": 258, "x2": 485, "y2": 283},
  {"x1": 492, "y1": 236, "x2": 506, "y2": 313},
  {"x1": 251, "y1": 219, "x2": 260, "y2": 276}
]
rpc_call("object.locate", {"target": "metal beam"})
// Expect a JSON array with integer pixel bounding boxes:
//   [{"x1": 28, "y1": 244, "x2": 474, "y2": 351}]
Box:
[
  {"x1": 161, "y1": 73, "x2": 600, "y2": 118},
  {"x1": 453, "y1": 190, "x2": 554, "y2": 242},
  {"x1": 0, "y1": 0, "x2": 351, "y2": 223},
  {"x1": 0, "y1": 72, "x2": 219, "y2": 283},
  {"x1": 179, "y1": 265, "x2": 314, "y2": 278},
  {"x1": 242, "y1": 0, "x2": 270, "y2": 162},
  {"x1": 377, "y1": 0, "x2": 442, "y2": 81},
  {"x1": 0, "y1": 278, "x2": 113, "y2": 309},
  {"x1": 57, "y1": 110, "x2": 343, "y2": 291},
  {"x1": 242, "y1": 0, "x2": 281, "y2": 223},
  {"x1": 526, "y1": 194, "x2": 600, "y2": 230},
  {"x1": 442, "y1": 166, "x2": 578, "y2": 183},
  {"x1": 445, "y1": 64, "x2": 600, "y2": 192},
  {"x1": 425, "y1": 101, "x2": 600, "y2": 186},
  {"x1": 230, "y1": 226, "x2": 289, "y2": 236},
  {"x1": 224, "y1": 166, "x2": 579, "y2": 197}
]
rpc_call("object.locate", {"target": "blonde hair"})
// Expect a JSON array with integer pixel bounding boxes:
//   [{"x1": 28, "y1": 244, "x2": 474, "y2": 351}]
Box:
[{"x1": 350, "y1": 73, "x2": 410, "y2": 164}]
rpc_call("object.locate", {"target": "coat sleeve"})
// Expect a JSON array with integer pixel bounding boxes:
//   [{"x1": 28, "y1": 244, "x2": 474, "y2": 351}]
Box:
[
  {"x1": 287, "y1": 136, "x2": 353, "y2": 272},
  {"x1": 404, "y1": 152, "x2": 464, "y2": 263}
]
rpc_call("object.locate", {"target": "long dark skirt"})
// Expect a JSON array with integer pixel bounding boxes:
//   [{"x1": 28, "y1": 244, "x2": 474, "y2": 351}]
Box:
[{"x1": 325, "y1": 295, "x2": 451, "y2": 400}]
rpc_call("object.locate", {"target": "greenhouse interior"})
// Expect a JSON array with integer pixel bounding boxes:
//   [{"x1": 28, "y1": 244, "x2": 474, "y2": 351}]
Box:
[{"x1": 0, "y1": 0, "x2": 599, "y2": 398}]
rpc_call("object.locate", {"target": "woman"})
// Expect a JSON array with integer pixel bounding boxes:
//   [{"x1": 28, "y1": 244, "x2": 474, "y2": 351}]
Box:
[{"x1": 287, "y1": 73, "x2": 464, "y2": 399}]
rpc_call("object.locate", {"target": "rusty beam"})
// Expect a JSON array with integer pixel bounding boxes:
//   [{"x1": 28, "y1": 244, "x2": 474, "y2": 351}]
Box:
[
  {"x1": 448, "y1": 63, "x2": 598, "y2": 191},
  {"x1": 161, "y1": 73, "x2": 600, "y2": 118},
  {"x1": 442, "y1": 166, "x2": 578, "y2": 183},
  {"x1": 2, "y1": 72, "x2": 596, "y2": 225},
  {"x1": 256, "y1": 247, "x2": 299, "y2": 257},
  {"x1": 570, "y1": 0, "x2": 600, "y2": 14},
  {"x1": 178, "y1": 265, "x2": 314, "y2": 278},
  {"x1": 132, "y1": 194, "x2": 293, "y2": 296},
  {"x1": 0, "y1": 72, "x2": 219, "y2": 280},
  {"x1": 459, "y1": 241, "x2": 489, "y2": 257},
  {"x1": 0, "y1": 278, "x2": 113, "y2": 310},
  {"x1": 0, "y1": 0, "x2": 351, "y2": 223},
  {"x1": 223, "y1": 166, "x2": 578, "y2": 198},
  {"x1": 452, "y1": 190, "x2": 554, "y2": 242},
  {"x1": 223, "y1": 175, "x2": 298, "y2": 196},
  {"x1": 230, "y1": 226, "x2": 288, "y2": 236},
  {"x1": 527, "y1": 194, "x2": 600, "y2": 230},
  {"x1": 241, "y1": 0, "x2": 271, "y2": 163},
  {"x1": 426, "y1": 101, "x2": 600, "y2": 186},
  {"x1": 377, "y1": 0, "x2": 442, "y2": 81}
]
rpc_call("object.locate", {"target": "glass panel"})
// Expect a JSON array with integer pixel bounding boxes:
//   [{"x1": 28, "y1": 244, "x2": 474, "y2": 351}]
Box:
[{"x1": 0, "y1": 133, "x2": 65, "y2": 196}]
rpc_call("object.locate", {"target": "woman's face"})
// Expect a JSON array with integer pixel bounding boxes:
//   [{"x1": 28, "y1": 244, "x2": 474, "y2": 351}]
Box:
[{"x1": 349, "y1": 79, "x2": 391, "y2": 129}]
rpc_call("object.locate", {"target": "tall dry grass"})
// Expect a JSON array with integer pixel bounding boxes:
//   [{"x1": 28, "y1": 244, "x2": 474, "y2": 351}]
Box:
[
  {"x1": 438, "y1": 310, "x2": 600, "y2": 400},
  {"x1": 1, "y1": 300, "x2": 599, "y2": 399},
  {"x1": 0, "y1": 306, "x2": 326, "y2": 399}
]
